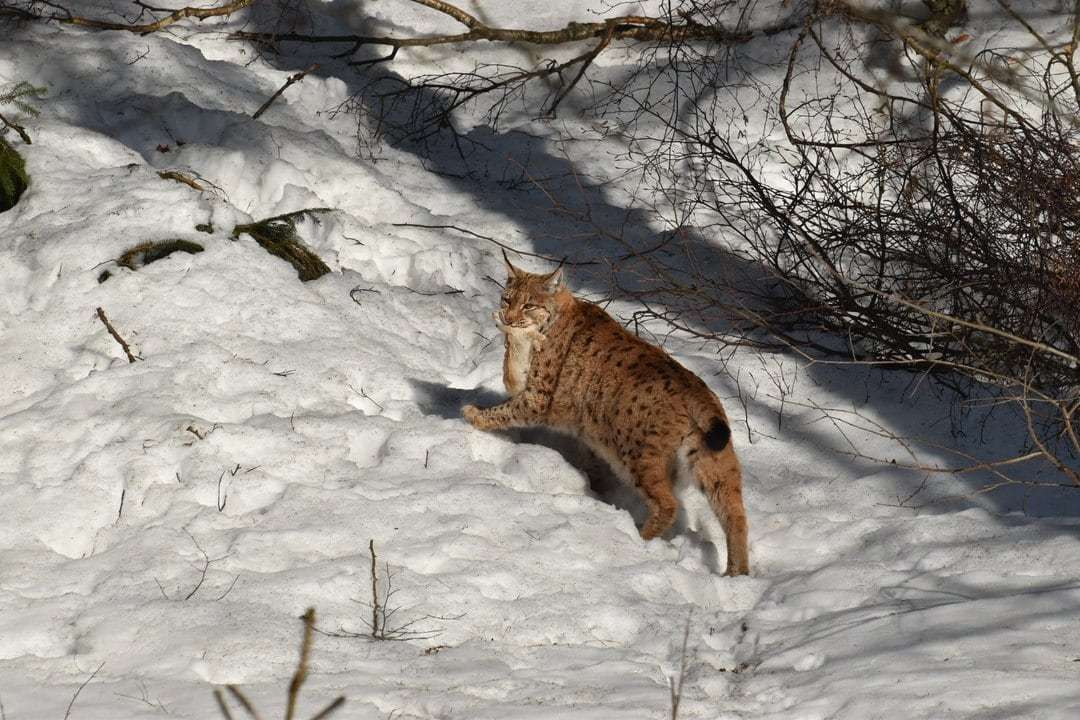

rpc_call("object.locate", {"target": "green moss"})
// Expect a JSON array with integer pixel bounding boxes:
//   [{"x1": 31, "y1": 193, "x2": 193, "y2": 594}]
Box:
[
  {"x1": 116, "y1": 239, "x2": 205, "y2": 271},
  {"x1": 0, "y1": 136, "x2": 28, "y2": 213},
  {"x1": 232, "y1": 209, "x2": 332, "y2": 282}
]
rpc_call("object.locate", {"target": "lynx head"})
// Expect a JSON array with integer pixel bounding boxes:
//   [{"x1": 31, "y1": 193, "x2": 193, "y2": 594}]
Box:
[{"x1": 497, "y1": 250, "x2": 565, "y2": 333}]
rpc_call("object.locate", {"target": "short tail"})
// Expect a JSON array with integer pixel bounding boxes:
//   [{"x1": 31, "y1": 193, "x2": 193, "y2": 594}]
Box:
[
  {"x1": 687, "y1": 396, "x2": 732, "y2": 453},
  {"x1": 687, "y1": 407, "x2": 748, "y2": 576}
]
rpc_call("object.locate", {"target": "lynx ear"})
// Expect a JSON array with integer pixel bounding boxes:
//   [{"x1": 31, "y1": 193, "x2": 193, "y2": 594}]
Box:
[{"x1": 501, "y1": 248, "x2": 523, "y2": 278}]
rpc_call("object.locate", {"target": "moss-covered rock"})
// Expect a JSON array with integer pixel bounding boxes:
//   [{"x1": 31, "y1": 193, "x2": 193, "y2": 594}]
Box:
[
  {"x1": 99, "y1": 239, "x2": 205, "y2": 282},
  {"x1": 232, "y1": 209, "x2": 332, "y2": 282},
  {"x1": 0, "y1": 136, "x2": 28, "y2": 212},
  {"x1": 117, "y1": 239, "x2": 205, "y2": 270}
]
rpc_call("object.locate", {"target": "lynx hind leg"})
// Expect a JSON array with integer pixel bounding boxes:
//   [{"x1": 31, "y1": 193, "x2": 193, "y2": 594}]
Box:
[
  {"x1": 691, "y1": 445, "x2": 750, "y2": 576},
  {"x1": 632, "y1": 454, "x2": 679, "y2": 541}
]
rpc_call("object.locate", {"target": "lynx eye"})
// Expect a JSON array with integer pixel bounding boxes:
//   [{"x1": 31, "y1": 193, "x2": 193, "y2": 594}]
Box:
[{"x1": 523, "y1": 303, "x2": 540, "y2": 311}]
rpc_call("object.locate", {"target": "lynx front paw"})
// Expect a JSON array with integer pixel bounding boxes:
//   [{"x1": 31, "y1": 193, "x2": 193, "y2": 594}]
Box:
[
  {"x1": 462, "y1": 404, "x2": 484, "y2": 427},
  {"x1": 463, "y1": 403, "x2": 510, "y2": 431}
]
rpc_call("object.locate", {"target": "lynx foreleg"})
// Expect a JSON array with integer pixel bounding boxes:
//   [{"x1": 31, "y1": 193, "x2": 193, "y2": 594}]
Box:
[{"x1": 463, "y1": 389, "x2": 548, "y2": 431}]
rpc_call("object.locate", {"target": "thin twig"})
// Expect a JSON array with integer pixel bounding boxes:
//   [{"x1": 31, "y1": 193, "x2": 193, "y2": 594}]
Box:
[
  {"x1": 252, "y1": 64, "x2": 319, "y2": 120},
  {"x1": 225, "y1": 686, "x2": 261, "y2": 720},
  {"x1": 157, "y1": 170, "x2": 205, "y2": 191},
  {"x1": 114, "y1": 680, "x2": 170, "y2": 714},
  {"x1": 217, "y1": 469, "x2": 228, "y2": 512},
  {"x1": 669, "y1": 611, "x2": 692, "y2": 720},
  {"x1": 546, "y1": 26, "x2": 614, "y2": 117},
  {"x1": 391, "y1": 222, "x2": 596, "y2": 266},
  {"x1": 309, "y1": 697, "x2": 346, "y2": 720},
  {"x1": 64, "y1": 662, "x2": 105, "y2": 720},
  {"x1": 213, "y1": 688, "x2": 236, "y2": 720},
  {"x1": 95, "y1": 307, "x2": 139, "y2": 363},
  {"x1": 156, "y1": 531, "x2": 233, "y2": 601},
  {"x1": 369, "y1": 540, "x2": 380, "y2": 639},
  {"x1": 285, "y1": 609, "x2": 316, "y2": 720},
  {"x1": 212, "y1": 574, "x2": 241, "y2": 601},
  {"x1": 348, "y1": 384, "x2": 384, "y2": 412}
]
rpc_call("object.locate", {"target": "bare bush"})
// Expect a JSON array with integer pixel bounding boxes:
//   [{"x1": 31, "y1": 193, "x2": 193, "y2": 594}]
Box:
[
  {"x1": 314, "y1": 540, "x2": 460, "y2": 643},
  {"x1": 619, "y1": 0, "x2": 1080, "y2": 482}
]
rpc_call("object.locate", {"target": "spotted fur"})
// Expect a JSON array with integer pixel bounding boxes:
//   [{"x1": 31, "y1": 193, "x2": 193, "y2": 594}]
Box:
[{"x1": 465, "y1": 256, "x2": 750, "y2": 576}]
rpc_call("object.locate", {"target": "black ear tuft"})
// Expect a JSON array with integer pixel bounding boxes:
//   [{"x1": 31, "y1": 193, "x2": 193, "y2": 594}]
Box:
[{"x1": 502, "y1": 248, "x2": 521, "y2": 277}]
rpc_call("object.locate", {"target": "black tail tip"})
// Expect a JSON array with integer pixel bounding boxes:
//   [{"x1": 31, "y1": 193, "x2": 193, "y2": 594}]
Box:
[{"x1": 704, "y1": 418, "x2": 731, "y2": 452}]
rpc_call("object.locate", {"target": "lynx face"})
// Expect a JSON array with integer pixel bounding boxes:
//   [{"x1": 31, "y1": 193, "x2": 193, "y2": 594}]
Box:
[
  {"x1": 495, "y1": 255, "x2": 562, "y2": 395},
  {"x1": 497, "y1": 265, "x2": 562, "y2": 333}
]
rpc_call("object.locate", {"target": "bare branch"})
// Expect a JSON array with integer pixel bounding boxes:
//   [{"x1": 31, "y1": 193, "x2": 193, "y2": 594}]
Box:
[
  {"x1": 60, "y1": 0, "x2": 255, "y2": 34},
  {"x1": 230, "y1": 13, "x2": 799, "y2": 53},
  {"x1": 253, "y1": 64, "x2": 319, "y2": 120},
  {"x1": 95, "y1": 307, "x2": 139, "y2": 363},
  {"x1": 409, "y1": 0, "x2": 482, "y2": 29},
  {"x1": 546, "y1": 26, "x2": 615, "y2": 117}
]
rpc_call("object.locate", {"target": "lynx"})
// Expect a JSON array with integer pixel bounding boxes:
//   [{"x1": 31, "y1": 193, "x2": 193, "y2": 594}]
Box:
[{"x1": 464, "y1": 254, "x2": 750, "y2": 576}]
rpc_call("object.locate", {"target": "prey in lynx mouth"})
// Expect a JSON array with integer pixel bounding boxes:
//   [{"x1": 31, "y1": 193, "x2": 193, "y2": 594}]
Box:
[{"x1": 464, "y1": 252, "x2": 749, "y2": 576}]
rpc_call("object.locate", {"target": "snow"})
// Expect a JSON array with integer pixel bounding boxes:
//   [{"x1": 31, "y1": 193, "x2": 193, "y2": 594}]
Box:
[{"x1": 1, "y1": 2, "x2": 1080, "y2": 718}]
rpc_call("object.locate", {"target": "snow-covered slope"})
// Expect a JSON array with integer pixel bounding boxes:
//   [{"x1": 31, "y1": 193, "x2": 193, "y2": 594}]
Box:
[{"x1": 2, "y1": 4, "x2": 1079, "y2": 719}]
